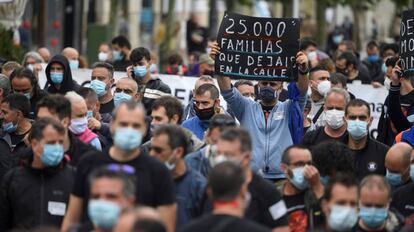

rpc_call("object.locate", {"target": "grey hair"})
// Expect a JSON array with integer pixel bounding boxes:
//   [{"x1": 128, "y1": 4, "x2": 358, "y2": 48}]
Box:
[
  {"x1": 22, "y1": 51, "x2": 44, "y2": 65},
  {"x1": 325, "y1": 87, "x2": 350, "y2": 104},
  {"x1": 359, "y1": 174, "x2": 391, "y2": 199},
  {"x1": 65, "y1": 91, "x2": 86, "y2": 105},
  {"x1": 0, "y1": 74, "x2": 11, "y2": 97}
]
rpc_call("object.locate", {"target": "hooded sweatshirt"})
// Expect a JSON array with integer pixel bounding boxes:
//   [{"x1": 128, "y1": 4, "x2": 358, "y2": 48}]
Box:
[{"x1": 45, "y1": 55, "x2": 80, "y2": 94}]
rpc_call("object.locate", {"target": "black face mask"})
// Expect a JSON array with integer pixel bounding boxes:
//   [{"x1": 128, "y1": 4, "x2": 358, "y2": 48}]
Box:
[{"x1": 194, "y1": 104, "x2": 215, "y2": 121}]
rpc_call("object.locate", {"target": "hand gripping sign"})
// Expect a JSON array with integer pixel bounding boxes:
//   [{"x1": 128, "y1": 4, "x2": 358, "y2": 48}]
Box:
[{"x1": 215, "y1": 11, "x2": 300, "y2": 81}]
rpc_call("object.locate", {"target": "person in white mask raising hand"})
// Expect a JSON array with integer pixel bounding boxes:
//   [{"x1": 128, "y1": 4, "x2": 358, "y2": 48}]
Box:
[
  {"x1": 302, "y1": 88, "x2": 350, "y2": 148},
  {"x1": 308, "y1": 66, "x2": 331, "y2": 127}
]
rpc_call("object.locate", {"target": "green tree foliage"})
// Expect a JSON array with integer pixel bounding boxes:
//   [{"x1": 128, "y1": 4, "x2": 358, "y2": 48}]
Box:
[{"x1": 0, "y1": 25, "x2": 24, "y2": 62}]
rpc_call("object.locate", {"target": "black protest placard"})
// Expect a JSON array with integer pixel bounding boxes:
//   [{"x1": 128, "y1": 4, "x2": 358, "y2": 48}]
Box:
[
  {"x1": 215, "y1": 12, "x2": 300, "y2": 81},
  {"x1": 400, "y1": 9, "x2": 414, "y2": 76}
]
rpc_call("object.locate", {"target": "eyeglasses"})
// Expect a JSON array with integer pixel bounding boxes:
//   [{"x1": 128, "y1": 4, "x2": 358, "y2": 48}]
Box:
[{"x1": 106, "y1": 164, "x2": 136, "y2": 174}]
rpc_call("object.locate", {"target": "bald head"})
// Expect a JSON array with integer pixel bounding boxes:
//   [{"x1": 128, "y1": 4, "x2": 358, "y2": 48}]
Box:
[
  {"x1": 116, "y1": 77, "x2": 139, "y2": 102},
  {"x1": 62, "y1": 47, "x2": 79, "y2": 61},
  {"x1": 385, "y1": 142, "x2": 412, "y2": 178},
  {"x1": 38, "y1": 47, "x2": 51, "y2": 62}
]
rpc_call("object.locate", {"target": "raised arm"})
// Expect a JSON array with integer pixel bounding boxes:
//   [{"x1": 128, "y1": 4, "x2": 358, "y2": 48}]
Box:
[
  {"x1": 295, "y1": 51, "x2": 310, "y2": 96},
  {"x1": 209, "y1": 42, "x2": 231, "y2": 91}
]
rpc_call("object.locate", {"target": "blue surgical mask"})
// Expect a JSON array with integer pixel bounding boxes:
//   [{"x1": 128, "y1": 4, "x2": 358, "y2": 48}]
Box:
[
  {"x1": 258, "y1": 86, "x2": 277, "y2": 102},
  {"x1": 320, "y1": 176, "x2": 329, "y2": 186},
  {"x1": 410, "y1": 164, "x2": 414, "y2": 182},
  {"x1": 133, "y1": 65, "x2": 148, "y2": 77},
  {"x1": 290, "y1": 167, "x2": 309, "y2": 190},
  {"x1": 2, "y1": 121, "x2": 17, "y2": 133},
  {"x1": 114, "y1": 127, "x2": 142, "y2": 151},
  {"x1": 114, "y1": 92, "x2": 132, "y2": 107},
  {"x1": 347, "y1": 120, "x2": 368, "y2": 140},
  {"x1": 112, "y1": 50, "x2": 123, "y2": 61},
  {"x1": 87, "y1": 110, "x2": 94, "y2": 119},
  {"x1": 150, "y1": 64, "x2": 157, "y2": 74},
  {"x1": 386, "y1": 170, "x2": 403, "y2": 187},
  {"x1": 367, "y1": 55, "x2": 379, "y2": 63},
  {"x1": 69, "y1": 60, "x2": 79, "y2": 70},
  {"x1": 40, "y1": 144, "x2": 64, "y2": 167},
  {"x1": 381, "y1": 63, "x2": 387, "y2": 73},
  {"x1": 88, "y1": 199, "x2": 121, "y2": 230},
  {"x1": 359, "y1": 207, "x2": 388, "y2": 229},
  {"x1": 328, "y1": 205, "x2": 358, "y2": 231},
  {"x1": 50, "y1": 72, "x2": 63, "y2": 84},
  {"x1": 23, "y1": 92, "x2": 31, "y2": 100},
  {"x1": 90, "y1": 79, "x2": 108, "y2": 97},
  {"x1": 333, "y1": 35, "x2": 343, "y2": 45}
]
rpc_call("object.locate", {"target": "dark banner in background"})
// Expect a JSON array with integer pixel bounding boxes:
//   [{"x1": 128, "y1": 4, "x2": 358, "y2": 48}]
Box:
[
  {"x1": 215, "y1": 12, "x2": 300, "y2": 81},
  {"x1": 400, "y1": 9, "x2": 414, "y2": 76}
]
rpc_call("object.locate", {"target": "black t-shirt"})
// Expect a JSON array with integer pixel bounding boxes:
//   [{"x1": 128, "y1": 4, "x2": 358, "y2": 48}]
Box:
[
  {"x1": 283, "y1": 190, "x2": 324, "y2": 232},
  {"x1": 353, "y1": 223, "x2": 386, "y2": 232},
  {"x1": 10, "y1": 132, "x2": 26, "y2": 148},
  {"x1": 391, "y1": 182, "x2": 414, "y2": 217},
  {"x1": 99, "y1": 98, "x2": 115, "y2": 114},
  {"x1": 180, "y1": 214, "x2": 271, "y2": 232},
  {"x1": 301, "y1": 126, "x2": 348, "y2": 149},
  {"x1": 350, "y1": 137, "x2": 388, "y2": 181},
  {"x1": 72, "y1": 147, "x2": 175, "y2": 208},
  {"x1": 246, "y1": 173, "x2": 289, "y2": 228}
]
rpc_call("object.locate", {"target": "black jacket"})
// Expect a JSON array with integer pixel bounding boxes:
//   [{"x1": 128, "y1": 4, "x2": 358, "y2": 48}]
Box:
[
  {"x1": 0, "y1": 132, "x2": 29, "y2": 182},
  {"x1": 141, "y1": 78, "x2": 171, "y2": 115},
  {"x1": 29, "y1": 89, "x2": 48, "y2": 119},
  {"x1": 45, "y1": 54, "x2": 81, "y2": 94},
  {"x1": 0, "y1": 152, "x2": 75, "y2": 231}
]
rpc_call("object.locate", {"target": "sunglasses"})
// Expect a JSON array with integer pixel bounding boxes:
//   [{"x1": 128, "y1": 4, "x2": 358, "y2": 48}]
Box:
[{"x1": 106, "y1": 164, "x2": 136, "y2": 174}]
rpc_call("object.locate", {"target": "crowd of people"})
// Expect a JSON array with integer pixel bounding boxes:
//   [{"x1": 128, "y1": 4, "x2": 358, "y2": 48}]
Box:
[{"x1": 0, "y1": 20, "x2": 413, "y2": 232}]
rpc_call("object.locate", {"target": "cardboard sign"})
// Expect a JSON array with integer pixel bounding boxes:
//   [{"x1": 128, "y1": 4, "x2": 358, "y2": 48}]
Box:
[
  {"x1": 400, "y1": 9, "x2": 414, "y2": 76},
  {"x1": 215, "y1": 11, "x2": 300, "y2": 81}
]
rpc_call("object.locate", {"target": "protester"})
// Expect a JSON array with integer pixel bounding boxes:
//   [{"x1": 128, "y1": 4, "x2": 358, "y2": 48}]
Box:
[
  {"x1": 149, "y1": 95, "x2": 204, "y2": 153},
  {"x1": 186, "y1": 13, "x2": 208, "y2": 54},
  {"x1": 36, "y1": 94, "x2": 96, "y2": 166},
  {"x1": 0, "y1": 117, "x2": 73, "y2": 231},
  {"x1": 361, "y1": 41, "x2": 384, "y2": 87},
  {"x1": 165, "y1": 53, "x2": 187, "y2": 75},
  {"x1": 384, "y1": 142, "x2": 412, "y2": 190},
  {"x1": 185, "y1": 114, "x2": 236, "y2": 178},
  {"x1": 198, "y1": 54, "x2": 215, "y2": 76},
  {"x1": 214, "y1": 128, "x2": 290, "y2": 231},
  {"x1": 0, "y1": 93, "x2": 32, "y2": 180},
  {"x1": 113, "y1": 77, "x2": 140, "y2": 107},
  {"x1": 211, "y1": 43, "x2": 309, "y2": 180},
  {"x1": 330, "y1": 72, "x2": 356, "y2": 99},
  {"x1": 89, "y1": 62, "x2": 115, "y2": 121},
  {"x1": 336, "y1": 51, "x2": 371, "y2": 84},
  {"x1": 308, "y1": 66, "x2": 331, "y2": 126},
  {"x1": 279, "y1": 145, "x2": 324, "y2": 232},
  {"x1": 355, "y1": 175, "x2": 404, "y2": 232},
  {"x1": 0, "y1": 74, "x2": 11, "y2": 103},
  {"x1": 182, "y1": 83, "x2": 222, "y2": 140},
  {"x1": 344, "y1": 99, "x2": 389, "y2": 180},
  {"x1": 111, "y1": 35, "x2": 132, "y2": 71},
  {"x1": 21, "y1": 51, "x2": 44, "y2": 76},
  {"x1": 98, "y1": 43, "x2": 112, "y2": 62},
  {"x1": 303, "y1": 99, "x2": 316, "y2": 133},
  {"x1": 37, "y1": 47, "x2": 51, "y2": 63},
  {"x1": 1, "y1": 61, "x2": 21, "y2": 78},
  {"x1": 45, "y1": 54, "x2": 81, "y2": 94},
  {"x1": 234, "y1": 80, "x2": 255, "y2": 100},
  {"x1": 127, "y1": 47, "x2": 171, "y2": 114},
  {"x1": 75, "y1": 164, "x2": 136, "y2": 231},
  {"x1": 183, "y1": 75, "x2": 216, "y2": 121},
  {"x1": 181, "y1": 161, "x2": 271, "y2": 232},
  {"x1": 150, "y1": 125, "x2": 206, "y2": 230},
  {"x1": 391, "y1": 158, "x2": 414, "y2": 217},
  {"x1": 65, "y1": 91, "x2": 102, "y2": 150},
  {"x1": 61, "y1": 101, "x2": 176, "y2": 232},
  {"x1": 62, "y1": 47, "x2": 80, "y2": 70},
  {"x1": 311, "y1": 140, "x2": 356, "y2": 185},
  {"x1": 10, "y1": 67, "x2": 48, "y2": 119},
  {"x1": 302, "y1": 88, "x2": 350, "y2": 148},
  {"x1": 320, "y1": 173, "x2": 359, "y2": 232}
]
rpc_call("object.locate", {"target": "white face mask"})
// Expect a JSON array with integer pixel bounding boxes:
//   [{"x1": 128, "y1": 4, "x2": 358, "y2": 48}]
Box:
[
  {"x1": 307, "y1": 51, "x2": 318, "y2": 61},
  {"x1": 384, "y1": 78, "x2": 391, "y2": 91},
  {"x1": 325, "y1": 109, "x2": 345, "y2": 129},
  {"x1": 69, "y1": 117, "x2": 88, "y2": 135},
  {"x1": 317, "y1": 80, "x2": 331, "y2": 96},
  {"x1": 98, "y1": 52, "x2": 109, "y2": 61},
  {"x1": 164, "y1": 152, "x2": 177, "y2": 171}
]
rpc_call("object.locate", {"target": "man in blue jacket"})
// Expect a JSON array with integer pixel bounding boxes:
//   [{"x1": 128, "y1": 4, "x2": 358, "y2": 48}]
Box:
[{"x1": 210, "y1": 43, "x2": 309, "y2": 181}]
